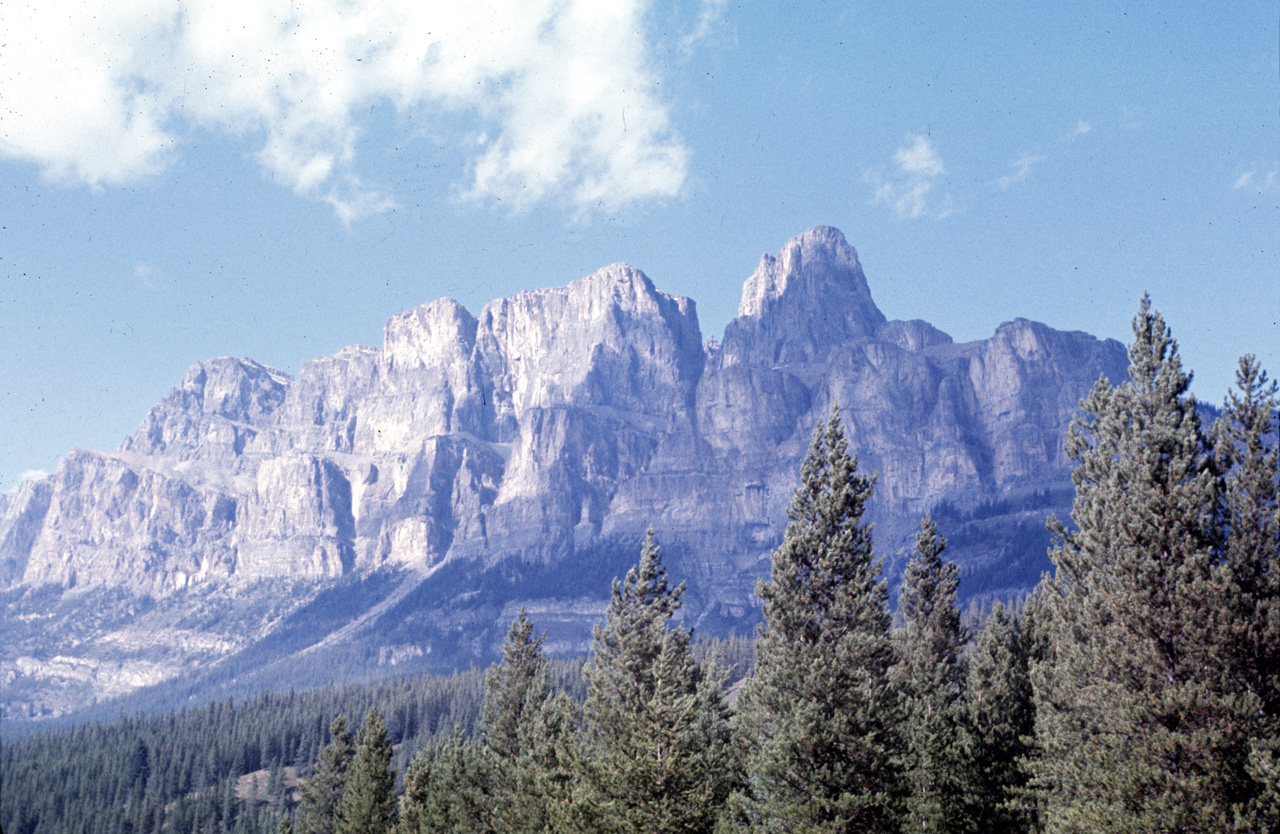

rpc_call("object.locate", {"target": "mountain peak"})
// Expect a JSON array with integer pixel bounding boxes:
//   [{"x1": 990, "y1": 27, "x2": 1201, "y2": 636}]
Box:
[
  {"x1": 724, "y1": 226, "x2": 886, "y2": 367},
  {"x1": 2, "y1": 228, "x2": 1136, "y2": 719},
  {"x1": 737, "y1": 226, "x2": 872, "y2": 318}
]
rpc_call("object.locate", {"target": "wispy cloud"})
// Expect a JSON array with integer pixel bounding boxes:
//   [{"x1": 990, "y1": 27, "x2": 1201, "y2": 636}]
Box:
[
  {"x1": 998, "y1": 151, "x2": 1046, "y2": 189},
  {"x1": 996, "y1": 120, "x2": 1093, "y2": 191},
  {"x1": 680, "y1": 0, "x2": 728, "y2": 55},
  {"x1": 0, "y1": 0, "x2": 690, "y2": 221},
  {"x1": 5, "y1": 469, "x2": 50, "y2": 493},
  {"x1": 1234, "y1": 166, "x2": 1279, "y2": 194},
  {"x1": 134, "y1": 261, "x2": 158, "y2": 289},
  {"x1": 868, "y1": 135, "x2": 951, "y2": 220}
]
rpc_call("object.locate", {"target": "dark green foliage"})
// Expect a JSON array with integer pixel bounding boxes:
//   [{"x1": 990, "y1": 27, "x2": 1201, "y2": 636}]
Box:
[
  {"x1": 127, "y1": 737, "x2": 152, "y2": 789},
  {"x1": 298, "y1": 717, "x2": 356, "y2": 834},
  {"x1": 397, "y1": 733, "x2": 493, "y2": 834},
  {"x1": 962, "y1": 602, "x2": 1033, "y2": 834},
  {"x1": 1, "y1": 666, "x2": 494, "y2": 834},
  {"x1": 580, "y1": 529, "x2": 733, "y2": 834},
  {"x1": 481, "y1": 609, "x2": 567, "y2": 834},
  {"x1": 1029, "y1": 296, "x2": 1243, "y2": 832},
  {"x1": 335, "y1": 707, "x2": 396, "y2": 834},
  {"x1": 483, "y1": 608, "x2": 551, "y2": 760},
  {"x1": 1215, "y1": 354, "x2": 1280, "y2": 829},
  {"x1": 733, "y1": 406, "x2": 902, "y2": 833},
  {"x1": 894, "y1": 516, "x2": 970, "y2": 834},
  {"x1": 5, "y1": 323, "x2": 1273, "y2": 834},
  {"x1": 523, "y1": 693, "x2": 590, "y2": 834}
]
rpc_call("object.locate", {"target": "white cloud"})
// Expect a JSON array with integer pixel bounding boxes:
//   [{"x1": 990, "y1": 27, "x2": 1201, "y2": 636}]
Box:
[
  {"x1": 1234, "y1": 167, "x2": 1278, "y2": 194},
  {"x1": 1074, "y1": 120, "x2": 1092, "y2": 136},
  {"x1": 868, "y1": 135, "x2": 950, "y2": 220},
  {"x1": 893, "y1": 135, "x2": 945, "y2": 178},
  {"x1": 134, "y1": 261, "x2": 158, "y2": 289},
  {"x1": 0, "y1": 0, "x2": 689, "y2": 220},
  {"x1": 998, "y1": 151, "x2": 1045, "y2": 189},
  {"x1": 680, "y1": 0, "x2": 728, "y2": 55},
  {"x1": 4, "y1": 469, "x2": 51, "y2": 493}
]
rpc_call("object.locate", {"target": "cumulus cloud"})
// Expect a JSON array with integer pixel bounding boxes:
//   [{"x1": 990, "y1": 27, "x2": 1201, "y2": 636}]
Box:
[
  {"x1": 868, "y1": 135, "x2": 951, "y2": 220},
  {"x1": 0, "y1": 0, "x2": 689, "y2": 220},
  {"x1": 998, "y1": 151, "x2": 1045, "y2": 189}
]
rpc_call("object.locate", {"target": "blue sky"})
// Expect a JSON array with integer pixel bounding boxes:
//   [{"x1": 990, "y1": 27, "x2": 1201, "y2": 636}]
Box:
[{"x1": 2, "y1": 1, "x2": 1277, "y2": 492}]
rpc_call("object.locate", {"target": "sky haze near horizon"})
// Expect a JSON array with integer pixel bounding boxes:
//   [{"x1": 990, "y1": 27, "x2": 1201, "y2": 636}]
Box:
[{"x1": 2, "y1": 1, "x2": 1277, "y2": 491}]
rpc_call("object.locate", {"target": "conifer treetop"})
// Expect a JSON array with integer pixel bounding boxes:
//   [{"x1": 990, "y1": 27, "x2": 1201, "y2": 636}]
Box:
[
  {"x1": 297, "y1": 715, "x2": 356, "y2": 834},
  {"x1": 759, "y1": 404, "x2": 881, "y2": 648},
  {"x1": 336, "y1": 706, "x2": 395, "y2": 834},
  {"x1": 735, "y1": 404, "x2": 902, "y2": 833},
  {"x1": 1030, "y1": 295, "x2": 1247, "y2": 833},
  {"x1": 588, "y1": 528, "x2": 687, "y2": 697},
  {"x1": 483, "y1": 607, "x2": 550, "y2": 761}
]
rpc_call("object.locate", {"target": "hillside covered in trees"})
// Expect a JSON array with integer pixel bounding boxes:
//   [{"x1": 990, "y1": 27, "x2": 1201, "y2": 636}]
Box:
[{"x1": 3, "y1": 297, "x2": 1276, "y2": 833}]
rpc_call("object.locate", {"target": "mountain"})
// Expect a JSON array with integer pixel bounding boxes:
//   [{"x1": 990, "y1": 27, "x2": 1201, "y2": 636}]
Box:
[{"x1": 0, "y1": 227, "x2": 1127, "y2": 720}]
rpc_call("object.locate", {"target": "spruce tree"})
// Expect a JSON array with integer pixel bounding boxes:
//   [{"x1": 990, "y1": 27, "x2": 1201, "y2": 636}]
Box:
[
  {"x1": 732, "y1": 405, "x2": 902, "y2": 833},
  {"x1": 894, "y1": 515, "x2": 970, "y2": 834},
  {"x1": 297, "y1": 716, "x2": 355, "y2": 834},
  {"x1": 1029, "y1": 295, "x2": 1238, "y2": 832},
  {"x1": 963, "y1": 602, "x2": 1033, "y2": 834},
  {"x1": 1215, "y1": 354, "x2": 1280, "y2": 829},
  {"x1": 336, "y1": 707, "x2": 396, "y2": 834},
  {"x1": 580, "y1": 529, "x2": 732, "y2": 834}
]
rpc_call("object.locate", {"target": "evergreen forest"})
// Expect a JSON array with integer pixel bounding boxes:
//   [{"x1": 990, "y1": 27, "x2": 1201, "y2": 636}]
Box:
[{"x1": 3, "y1": 297, "x2": 1277, "y2": 833}]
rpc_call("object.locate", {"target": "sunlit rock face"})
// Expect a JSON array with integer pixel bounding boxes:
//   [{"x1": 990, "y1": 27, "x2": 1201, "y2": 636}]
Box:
[{"x1": 1, "y1": 227, "x2": 1127, "y2": 709}]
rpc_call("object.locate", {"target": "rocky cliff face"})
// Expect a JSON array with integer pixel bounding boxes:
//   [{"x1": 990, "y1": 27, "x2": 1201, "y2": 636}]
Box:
[{"x1": 0, "y1": 226, "x2": 1128, "y2": 718}]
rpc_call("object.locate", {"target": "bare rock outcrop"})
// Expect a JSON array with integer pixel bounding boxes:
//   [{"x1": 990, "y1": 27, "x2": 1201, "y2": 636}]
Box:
[{"x1": 1, "y1": 227, "x2": 1130, "y2": 715}]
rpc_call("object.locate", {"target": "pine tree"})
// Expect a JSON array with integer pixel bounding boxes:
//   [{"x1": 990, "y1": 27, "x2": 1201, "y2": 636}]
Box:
[
  {"x1": 336, "y1": 707, "x2": 396, "y2": 834},
  {"x1": 1215, "y1": 354, "x2": 1280, "y2": 830},
  {"x1": 397, "y1": 733, "x2": 492, "y2": 834},
  {"x1": 579, "y1": 529, "x2": 733, "y2": 834},
  {"x1": 483, "y1": 608, "x2": 558, "y2": 834},
  {"x1": 1029, "y1": 295, "x2": 1238, "y2": 832},
  {"x1": 484, "y1": 608, "x2": 552, "y2": 760},
  {"x1": 732, "y1": 405, "x2": 902, "y2": 834},
  {"x1": 297, "y1": 716, "x2": 355, "y2": 834},
  {"x1": 524, "y1": 693, "x2": 591, "y2": 834},
  {"x1": 963, "y1": 601, "x2": 1033, "y2": 834},
  {"x1": 894, "y1": 515, "x2": 970, "y2": 834}
]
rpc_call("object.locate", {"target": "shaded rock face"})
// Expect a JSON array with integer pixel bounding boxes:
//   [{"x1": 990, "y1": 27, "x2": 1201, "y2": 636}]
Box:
[{"x1": 1, "y1": 226, "x2": 1127, "y2": 642}]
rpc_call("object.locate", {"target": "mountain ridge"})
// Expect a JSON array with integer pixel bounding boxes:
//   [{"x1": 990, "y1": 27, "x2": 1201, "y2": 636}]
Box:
[{"x1": 0, "y1": 227, "x2": 1128, "y2": 719}]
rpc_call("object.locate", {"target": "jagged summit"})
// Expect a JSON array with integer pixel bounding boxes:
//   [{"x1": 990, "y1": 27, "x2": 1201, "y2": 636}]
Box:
[
  {"x1": 0, "y1": 228, "x2": 1131, "y2": 718},
  {"x1": 121, "y1": 357, "x2": 290, "y2": 460},
  {"x1": 560, "y1": 261, "x2": 663, "y2": 302},
  {"x1": 737, "y1": 226, "x2": 872, "y2": 318},
  {"x1": 722, "y1": 226, "x2": 887, "y2": 369}
]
